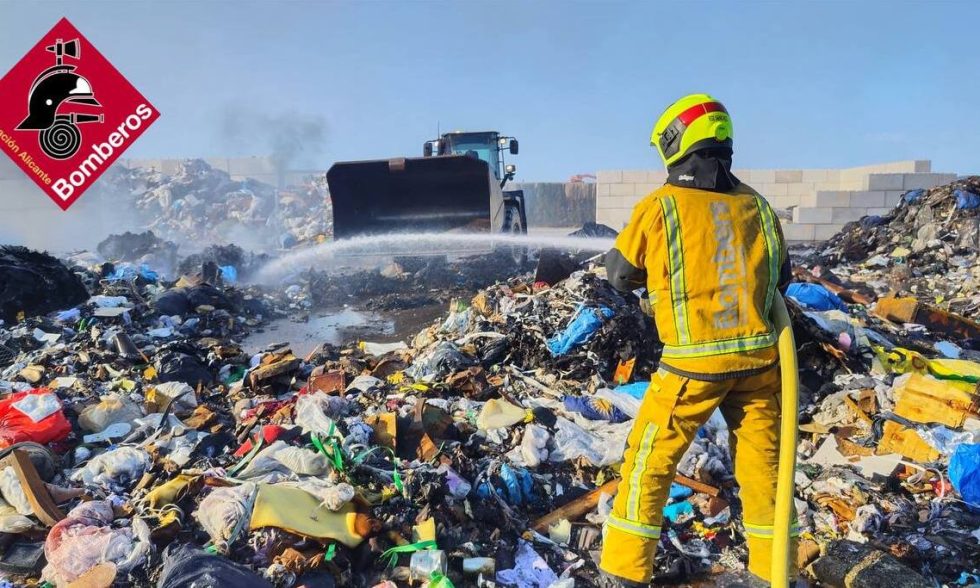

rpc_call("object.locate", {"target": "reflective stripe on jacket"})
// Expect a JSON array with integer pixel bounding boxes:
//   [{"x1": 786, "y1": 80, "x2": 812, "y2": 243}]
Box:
[{"x1": 607, "y1": 183, "x2": 787, "y2": 377}]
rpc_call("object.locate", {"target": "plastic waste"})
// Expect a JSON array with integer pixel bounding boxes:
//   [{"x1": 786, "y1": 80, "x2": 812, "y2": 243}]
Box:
[
  {"x1": 410, "y1": 550, "x2": 447, "y2": 582},
  {"x1": 614, "y1": 381, "x2": 649, "y2": 400},
  {"x1": 219, "y1": 265, "x2": 238, "y2": 283},
  {"x1": 435, "y1": 464, "x2": 472, "y2": 499},
  {"x1": 359, "y1": 341, "x2": 408, "y2": 355},
  {"x1": 477, "y1": 464, "x2": 534, "y2": 505},
  {"x1": 476, "y1": 398, "x2": 527, "y2": 430},
  {"x1": 41, "y1": 500, "x2": 151, "y2": 586},
  {"x1": 346, "y1": 374, "x2": 384, "y2": 393},
  {"x1": 195, "y1": 483, "x2": 257, "y2": 549},
  {"x1": 409, "y1": 341, "x2": 476, "y2": 380},
  {"x1": 89, "y1": 295, "x2": 129, "y2": 308},
  {"x1": 82, "y1": 422, "x2": 132, "y2": 444},
  {"x1": 949, "y1": 443, "x2": 980, "y2": 509},
  {"x1": 0, "y1": 467, "x2": 32, "y2": 515},
  {"x1": 917, "y1": 425, "x2": 980, "y2": 455},
  {"x1": 69, "y1": 446, "x2": 151, "y2": 492},
  {"x1": 146, "y1": 381, "x2": 198, "y2": 413},
  {"x1": 903, "y1": 188, "x2": 926, "y2": 203},
  {"x1": 294, "y1": 392, "x2": 350, "y2": 435},
  {"x1": 549, "y1": 416, "x2": 631, "y2": 467},
  {"x1": 519, "y1": 424, "x2": 550, "y2": 467},
  {"x1": 54, "y1": 308, "x2": 81, "y2": 323},
  {"x1": 546, "y1": 305, "x2": 614, "y2": 356},
  {"x1": 155, "y1": 351, "x2": 212, "y2": 387},
  {"x1": 236, "y1": 440, "x2": 330, "y2": 481},
  {"x1": 786, "y1": 283, "x2": 847, "y2": 311},
  {"x1": 158, "y1": 543, "x2": 273, "y2": 588},
  {"x1": 0, "y1": 388, "x2": 71, "y2": 448},
  {"x1": 662, "y1": 500, "x2": 694, "y2": 523},
  {"x1": 495, "y1": 540, "x2": 559, "y2": 588},
  {"x1": 463, "y1": 557, "x2": 495, "y2": 576},
  {"x1": 563, "y1": 395, "x2": 630, "y2": 423},
  {"x1": 78, "y1": 394, "x2": 144, "y2": 433},
  {"x1": 954, "y1": 189, "x2": 980, "y2": 210}
]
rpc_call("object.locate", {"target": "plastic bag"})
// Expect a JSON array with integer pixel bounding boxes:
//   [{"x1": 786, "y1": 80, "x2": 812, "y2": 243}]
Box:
[
  {"x1": 408, "y1": 341, "x2": 476, "y2": 380},
  {"x1": 158, "y1": 543, "x2": 272, "y2": 588},
  {"x1": 495, "y1": 540, "x2": 559, "y2": 588},
  {"x1": 236, "y1": 440, "x2": 329, "y2": 481},
  {"x1": 78, "y1": 394, "x2": 144, "y2": 433},
  {"x1": 42, "y1": 500, "x2": 151, "y2": 586},
  {"x1": 520, "y1": 424, "x2": 550, "y2": 468},
  {"x1": 786, "y1": 283, "x2": 847, "y2": 311},
  {"x1": 0, "y1": 467, "x2": 32, "y2": 515},
  {"x1": 70, "y1": 446, "x2": 151, "y2": 492},
  {"x1": 954, "y1": 189, "x2": 980, "y2": 210},
  {"x1": 294, "y1": 392, "x2": 351, "y2": 435},
  {"x1": 0, "y1": 388, "x2": 71, "y2": 448},
  {"x1": 949, "y1": 443, "x2": 980, "y2": 509},
  {"x1": 549, "y1": 416, "x2": 630, "y2": 467},
  {"x1": 563, "y1": 395, "x2": 630, "y2": 423},
  {"x1": 194, "y1": 483, "x2": 257, "y2": 548},
  {"x1": 146, "y1": 381, "x2": 198, "y2": 413},
  {"x1": 546, "y1": 305, "x2": 614, "y2": 356}
]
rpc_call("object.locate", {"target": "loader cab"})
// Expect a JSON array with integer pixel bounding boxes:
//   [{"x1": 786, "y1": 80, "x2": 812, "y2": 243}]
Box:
[{"x1": 424, "y1": 131, "x2": 519, "y2": 186}]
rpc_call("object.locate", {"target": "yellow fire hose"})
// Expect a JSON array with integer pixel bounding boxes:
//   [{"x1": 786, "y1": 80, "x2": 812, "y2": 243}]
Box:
[{"x1": 770, "y1": 294, "x2": 799, "y2": 587}]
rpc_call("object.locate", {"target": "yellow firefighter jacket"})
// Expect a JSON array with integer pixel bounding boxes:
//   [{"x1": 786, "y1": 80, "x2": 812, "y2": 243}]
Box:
[{"x1": 606, "y1": 183, "x2": 788, "y2": 378}]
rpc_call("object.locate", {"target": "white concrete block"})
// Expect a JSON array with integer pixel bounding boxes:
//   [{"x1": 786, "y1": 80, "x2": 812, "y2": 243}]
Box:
[
  {"x1": 766, "y1": 195, "x2": 798, "y2": 210},
  {"x1": 802, "y1": 191, "x2": 851, "y2": 208},
  {"x1": 759, "y1": 183, "x2": 788, "y2": 197},
  {"x1": 750, "y1": 169, "x2": 776, "y2": 184},
  {"x1": 793, "y1": 207, "x2": 834, "y2": 224},
  {"x1": 781, "y1": 223, "x2": 816, "y2": 242},
  {"x1": 814, "y1": 223, "x2": 846, "y2": 241},
  {"x1": 621, "y1": 170, "x2": 651, "y2": 184},
  {"x1": 609, "y1": 183, "x2": 633, "y2": 197},
  {"x1": 867, "y1": 174, "x2": 905, "y2": 190},
  {"x1": 914, "y1": 160, "x2": 931, "y2": 173},
  {"x1": 831, "y1": 207, "x2": 868, "y2": 224},
  {"x1": 775, "y1": 170, "x2": 803, "y2": 183},
  {"x1": 786, "y1": 182, "x2": 815, "y2": 196},
  {"x1": 597, "y1": 183, "x2": 611, "y2": 197},
  {"x1": 596, "y1": 170, "x2": 622, "y2": 184},
  {"x1": 801, "y1": 169, "x2": 829, "y2": 182},
  {"x1": 903, "y1": 173, "x2": 956, "y2": 190},
  {"x1": 849, "y1": 190, "x2": 885, "y2": 208}
]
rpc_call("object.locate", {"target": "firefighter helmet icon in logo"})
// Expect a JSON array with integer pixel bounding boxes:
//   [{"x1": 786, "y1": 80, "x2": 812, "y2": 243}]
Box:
[
  {"x1": 0, "y1": 17, "x2": 159, "y2": 210},
  {"x1": 15, "y1": 38, "x2": 104, "y2": 160}
]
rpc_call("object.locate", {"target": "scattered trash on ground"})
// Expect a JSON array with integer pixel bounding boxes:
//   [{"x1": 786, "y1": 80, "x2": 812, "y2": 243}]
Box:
[{"x1": 0, "y1": 176, "x2": 977, "y2": 587}]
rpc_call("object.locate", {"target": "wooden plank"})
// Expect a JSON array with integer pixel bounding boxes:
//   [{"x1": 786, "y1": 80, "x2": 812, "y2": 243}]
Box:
[
  {"x1": 0, "y1": 450, "x2": 64, "y2": 526},
  {"x1": 531, "y1": 479, "x2": 619, "y2": 533}
]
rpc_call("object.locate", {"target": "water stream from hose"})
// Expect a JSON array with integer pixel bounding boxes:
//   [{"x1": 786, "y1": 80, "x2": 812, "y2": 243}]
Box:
[{"x1": 254, "y1": 232, "x2": 615, "y2": 283}]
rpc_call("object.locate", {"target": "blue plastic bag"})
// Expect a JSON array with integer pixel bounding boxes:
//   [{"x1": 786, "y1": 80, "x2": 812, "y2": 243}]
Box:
[
  {"x1": 954, "y1": 189, "x2": 980, "y2": 210},
  {"x1": 786, "y1": 283, "x2": 846, "y2": 312},
  {"x1": 546, "y1": 305, "x2": 614, "y2": 356},
  {"x1": 949, "y1": 443, "x2": 980, "y2": 510},
  {"x1": 563, "y1": 396, "x2": 630, "y2": 423},
  {"x1": 477, "y1": 464, "x2": 535, "y2": 505},
  {"x1": 903, "y1": 189, "x2": 926, "y2": 204},
  {"x1": 615, "y1": 381, "x2": 649, "y2": 400},
  {"x1": 219, "y1": 265, "x2": 238, "y2": 284},
  {"x1": 662, "y1": 500, "x2": 694, "y2": 523}
]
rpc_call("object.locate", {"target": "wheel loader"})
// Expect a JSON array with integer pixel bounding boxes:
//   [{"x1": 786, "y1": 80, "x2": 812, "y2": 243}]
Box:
[{"x1": 326, "y1": 131, "x2": 527, "y2": 241}]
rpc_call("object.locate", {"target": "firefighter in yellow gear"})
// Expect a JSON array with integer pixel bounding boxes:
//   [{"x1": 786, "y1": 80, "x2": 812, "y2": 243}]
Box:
[{"x1": 599, "y1": 93, "x2": 798, "y2": 586}]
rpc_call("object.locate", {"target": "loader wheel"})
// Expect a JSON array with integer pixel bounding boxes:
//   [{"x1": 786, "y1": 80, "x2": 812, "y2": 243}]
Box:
[{"x1": 502, "y1": 204, "x2": 528, "y2": 265}]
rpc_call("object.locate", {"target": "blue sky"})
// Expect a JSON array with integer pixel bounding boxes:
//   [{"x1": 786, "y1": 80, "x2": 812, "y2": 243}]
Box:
[{"x1": 1, "y1": 1, "x2": 977, "y2": 181}]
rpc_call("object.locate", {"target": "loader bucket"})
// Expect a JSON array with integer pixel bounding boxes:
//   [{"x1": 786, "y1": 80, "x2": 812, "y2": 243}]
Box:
[{"x1": 327, "y1": 155, "x2": 494, "y2": 240}]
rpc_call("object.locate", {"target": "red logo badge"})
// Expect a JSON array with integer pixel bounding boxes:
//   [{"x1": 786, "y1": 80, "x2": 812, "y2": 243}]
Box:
[{"x1": 0, "y1": 18, "x2": 159, "y2": 210}]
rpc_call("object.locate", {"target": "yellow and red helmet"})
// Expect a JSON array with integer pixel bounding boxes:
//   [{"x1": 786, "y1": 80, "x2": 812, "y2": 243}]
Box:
[{"x1": 651, "y1": 93, "x2": 733, "y2": 167}]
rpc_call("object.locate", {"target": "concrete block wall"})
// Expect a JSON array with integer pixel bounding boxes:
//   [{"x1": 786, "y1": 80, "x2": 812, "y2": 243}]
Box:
[{"x1": 596, "y1": 160, "x2": 958, "y2": 242}]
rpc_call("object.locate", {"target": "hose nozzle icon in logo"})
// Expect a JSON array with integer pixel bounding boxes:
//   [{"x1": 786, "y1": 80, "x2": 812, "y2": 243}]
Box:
[{"x1": 15, "y1": 38, "x2": 103, "y2": 160}]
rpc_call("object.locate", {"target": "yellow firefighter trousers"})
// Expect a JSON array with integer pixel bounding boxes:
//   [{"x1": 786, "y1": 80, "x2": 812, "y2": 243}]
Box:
[{"x1": 599, "y1": 366, "x2": 798, "y2": 584}]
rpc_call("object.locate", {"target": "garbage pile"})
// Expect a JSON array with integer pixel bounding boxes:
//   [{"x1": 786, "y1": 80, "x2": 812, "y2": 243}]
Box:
[
  {"x1": 811, "y1": 176, "x2": 980, "y2": 316},
  {"x1": 101, "y1": 159, "x2": 332, "y2": 251},
  {"x1": 0, "y1": 178, "x2": 978, "y2": 586}
]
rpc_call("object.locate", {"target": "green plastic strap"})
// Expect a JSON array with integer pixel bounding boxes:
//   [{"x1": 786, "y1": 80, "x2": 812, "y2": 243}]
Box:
[
  {"x1": 228, "y1": 436, "x2": 265, "y2": 476},
  {"x1": 379, "y1": 539, "x2": 437, "y2": 568},
  {"x1": 204, "y1": 544, "x2": 218, "y2": 554},
  {"x1": 429, "y1": 572, "x2": 455, "y2": 588},
  {"x1": 324, "y1": 543, "x2": 336, "y2": 562}
]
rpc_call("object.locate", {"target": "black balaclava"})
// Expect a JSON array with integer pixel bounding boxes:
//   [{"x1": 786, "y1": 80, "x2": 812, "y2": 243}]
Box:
[{"x1": 666, "y1": 145, "x2": 740, "y2": 193}]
